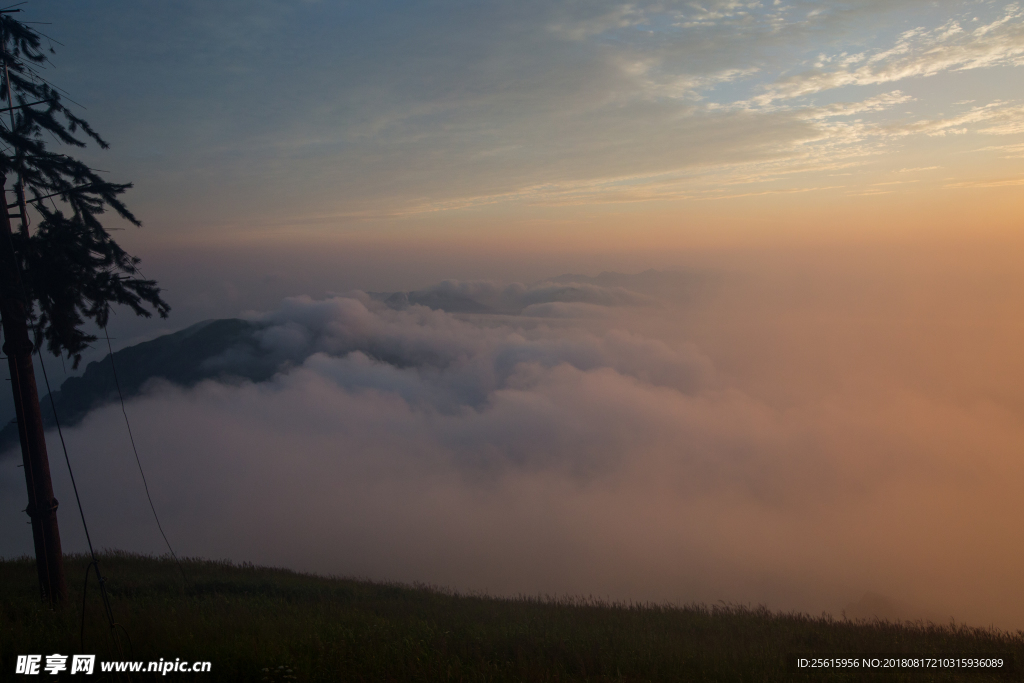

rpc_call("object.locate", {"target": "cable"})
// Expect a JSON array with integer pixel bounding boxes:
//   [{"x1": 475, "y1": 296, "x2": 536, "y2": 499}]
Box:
[
  {"x1": 79, "y1": 561, "x2": 133, "y2": 660},
  {"x1": 37, "y1": 352, "x2": 94, "y2": 555},
  {"x1": 37, "y1": 352, "x2": 125, "y2": 653},
  {"x1": 103, "y1": 326, "x2": 187, "y2": 584}
]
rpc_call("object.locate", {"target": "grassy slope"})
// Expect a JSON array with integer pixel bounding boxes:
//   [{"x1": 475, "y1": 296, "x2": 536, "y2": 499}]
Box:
[{"x1": 1, "y1": 553, "x2": 1020, "y2": 682}]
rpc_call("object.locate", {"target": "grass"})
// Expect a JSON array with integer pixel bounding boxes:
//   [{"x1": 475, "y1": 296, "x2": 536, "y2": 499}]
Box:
[{"x1": 1, "y1": 553, "x2": 1021, "y2": 682}]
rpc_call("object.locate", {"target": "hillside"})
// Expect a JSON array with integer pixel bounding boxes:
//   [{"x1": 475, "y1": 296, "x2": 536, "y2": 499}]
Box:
[{"x1": 1, "y1": 554, "x2": 1020, "y2": 682}]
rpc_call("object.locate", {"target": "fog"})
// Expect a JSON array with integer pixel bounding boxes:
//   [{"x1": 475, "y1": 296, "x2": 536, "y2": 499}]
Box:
[{"x1": 2, "y1": 242, "x2": 1023, "y2": 629}]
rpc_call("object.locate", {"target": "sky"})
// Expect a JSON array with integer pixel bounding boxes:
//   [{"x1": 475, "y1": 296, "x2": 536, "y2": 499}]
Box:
[
  {"x1": 35, "y1": 0, "x2": 1024, "y2": 259},
  {"x1": 1, "y1": 0, "x2": 1023, "y2": 628}
]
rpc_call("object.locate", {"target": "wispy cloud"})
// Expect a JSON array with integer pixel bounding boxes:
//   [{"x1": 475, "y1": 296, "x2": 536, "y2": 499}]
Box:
[
  {"x1": 750, "y1": 4, "x2": 1024, "y2": 105},
  {"x1": 883, "y1": 101, "x2": 1024, "y2": 137},
  {"x1": 945, "y1": 176, "x2": 1024, "y2": 188},
  {"x1": 974, "y1": 142, "x2": 1024, "y2": 157},
  {"x1": 800, "y1": 90, "x2": 914, "y2": 119}
]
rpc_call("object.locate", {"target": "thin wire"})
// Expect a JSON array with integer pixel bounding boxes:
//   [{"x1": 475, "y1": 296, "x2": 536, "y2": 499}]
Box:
[
  {"x1": 37, "y1": 352, "x2": 94, "y2": 555},
  {"x1": 0, "y1": 39, "x2": 84, "y2": 109},
  {"x1": 38, "y1": 350, "x2": 129, "y2": 665},
  {"x1": 102, "y1": 326, "x2": 186, "y2": 583}
]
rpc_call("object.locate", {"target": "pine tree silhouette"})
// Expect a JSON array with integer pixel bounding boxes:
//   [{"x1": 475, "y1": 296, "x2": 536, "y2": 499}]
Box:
[{"x1": 0, "y1": 8, "x2": 168, "y2": 605}]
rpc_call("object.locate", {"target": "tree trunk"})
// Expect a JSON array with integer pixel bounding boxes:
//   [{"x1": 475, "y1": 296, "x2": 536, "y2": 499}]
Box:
[{"x1": 0, "y1": 177, "x2": 66, "y2": 606}]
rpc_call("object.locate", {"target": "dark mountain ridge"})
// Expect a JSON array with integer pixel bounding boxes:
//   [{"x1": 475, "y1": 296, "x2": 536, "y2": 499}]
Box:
[{"x1": 0, "y1": 319, "x2": 265, "y2": 457}]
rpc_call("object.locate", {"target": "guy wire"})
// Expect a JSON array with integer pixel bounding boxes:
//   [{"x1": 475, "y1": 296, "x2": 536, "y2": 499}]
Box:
[
  {"x1": 103, "y1": 325, "x2": 187, "y2": 585},
  {"x1": 37, "y1": 350, "x2": 127, "y2": 659}
]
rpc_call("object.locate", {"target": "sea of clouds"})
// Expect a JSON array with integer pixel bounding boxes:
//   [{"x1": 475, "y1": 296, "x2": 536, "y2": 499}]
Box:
[{"x1": 2, "y1": 258, "x2": 1023, "y2": 628}]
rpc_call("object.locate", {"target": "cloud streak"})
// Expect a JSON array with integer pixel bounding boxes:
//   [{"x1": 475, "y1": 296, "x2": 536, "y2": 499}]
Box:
[{"x1": 751, "y1": 5, "x2": 1024, "y2": 106}]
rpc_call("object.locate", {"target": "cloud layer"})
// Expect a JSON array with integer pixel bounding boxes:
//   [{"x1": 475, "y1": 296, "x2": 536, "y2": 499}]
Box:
[{"x1": 4, "y1": 257, "x2": 1024, "y2": 629}]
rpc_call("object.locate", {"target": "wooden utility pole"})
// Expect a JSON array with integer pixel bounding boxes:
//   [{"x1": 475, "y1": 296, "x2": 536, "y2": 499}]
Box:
[
  {"x1": 0, "y1": 9, "x2": 166, "y2": 608},
  {"x1": 0, "y1": 13, "x2": 66, "y2": 606},
  {"x1": 0, "y1": 174, "x2": 67, "y2": 606}
]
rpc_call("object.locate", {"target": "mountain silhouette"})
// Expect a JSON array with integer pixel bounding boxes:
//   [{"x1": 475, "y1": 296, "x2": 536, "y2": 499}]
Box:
[{"x1": 0, "y1": 318, "x2": 265, "y2": 458}]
